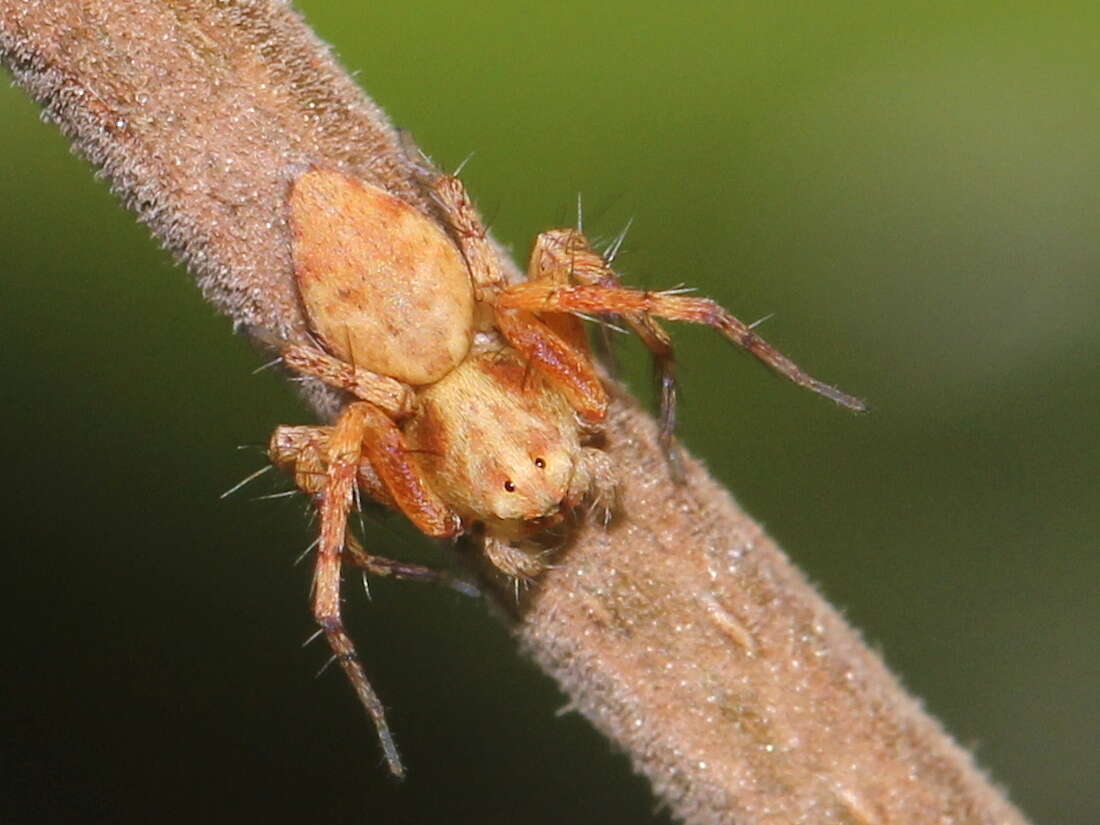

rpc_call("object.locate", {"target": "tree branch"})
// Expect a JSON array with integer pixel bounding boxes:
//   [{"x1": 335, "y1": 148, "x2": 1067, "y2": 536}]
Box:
[{"x1": 0, "y1": 2, "x2": 1029, "y2": 823}]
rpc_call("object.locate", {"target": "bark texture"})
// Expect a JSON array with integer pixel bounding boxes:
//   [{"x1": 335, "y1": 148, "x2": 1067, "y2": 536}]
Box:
[
  {"x1": 512, "y1": 394, "x2": 1027, "y2": 824},
  {"x1": 1, "y1": 2, "x2": 1030, "y2": 823}
]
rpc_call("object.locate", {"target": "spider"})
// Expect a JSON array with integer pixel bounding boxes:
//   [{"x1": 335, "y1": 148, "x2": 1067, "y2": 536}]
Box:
[{"x1": 267, "y1": 165, "x2": 866, "y2": 777}]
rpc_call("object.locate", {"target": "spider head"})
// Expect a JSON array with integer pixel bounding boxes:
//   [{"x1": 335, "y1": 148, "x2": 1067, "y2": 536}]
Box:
[
  {"x1": 482, "y1": 440, "x2": 576, "y2": 526},
  {"x1": 407, "y1": 349, "x2": 586, "y2": 539}
]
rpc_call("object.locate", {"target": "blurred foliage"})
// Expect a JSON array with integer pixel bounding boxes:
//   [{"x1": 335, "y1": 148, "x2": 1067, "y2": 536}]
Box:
[{"x1": 2, "y1": 2, "x2": 1097, "y2": 823}]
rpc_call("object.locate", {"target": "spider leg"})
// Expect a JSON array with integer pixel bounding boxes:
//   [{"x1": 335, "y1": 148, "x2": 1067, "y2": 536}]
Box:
[
  {"x1": 603, "y1": 307, "x2": 682, "y2": 473},
  {"x1": 311, "y1": 402, "x2": 404, "y2": 778},
  {"x1": 270, "y1": 416, "x2": 461, "y2": 539},
  {"x1": 356, "y1": 403, "x2": 462, "y2": 538},
  {"x1": 418, "y1": 176, "x2": 612, "y2": 422},
  {"x1": 270, "y1": 404, "x2": 464, "y2": 778},
  {"x1": 496, "y1": 229, "x2": 683, "y2": 444},
  {"x1": 497, "y1": 283, "x2": 868, "y2": 412},
  {"x1": 483, "y1": 535, "x2": 547, "y2": 582},
  {"x1": 341, "y1": 532, "x2": 467, "y2": 591},
  {"x1": 270, "y1": 425, "x2": 334, "y2": 498},
  {"x1": 528, "y1": 228, "x2": 684, "y2": 447},
  {"x1": 423, "y1": 172, "x2": 508, "y2": 301},
  {"x1": 282, "y1": 344, "x2": 414, "y2": 419},
  {"x1": 493, "y1": 308, "x2": 608, "y2": 423}
]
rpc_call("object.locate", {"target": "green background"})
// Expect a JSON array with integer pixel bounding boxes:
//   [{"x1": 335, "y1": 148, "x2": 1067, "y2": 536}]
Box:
[{"x1": 2, "y1": 2, "x2": 1097, "y2": 823}]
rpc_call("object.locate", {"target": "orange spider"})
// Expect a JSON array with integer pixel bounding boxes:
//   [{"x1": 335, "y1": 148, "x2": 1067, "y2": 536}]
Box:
[{"x1": 267, "y1": 165, "x2": 865, "y2": 777}]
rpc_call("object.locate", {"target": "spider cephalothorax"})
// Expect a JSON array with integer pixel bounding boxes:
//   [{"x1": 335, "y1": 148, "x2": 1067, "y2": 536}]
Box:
[{"x1": 267, "y1": 164, "x2": 865, "y2": 776}]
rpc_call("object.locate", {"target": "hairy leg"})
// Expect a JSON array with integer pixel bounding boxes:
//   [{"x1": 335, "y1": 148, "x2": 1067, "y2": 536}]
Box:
[
  {"x1": 417, "y1": 176, "x2": 611, "y2": 422},
  {"x1": 272, "y1": 401, "x2": 464, "y2": 777},
  {"x1": 270, "y1": 428, "x2": 461, "y2": 586},
  {"x1": 282, "y1": 343, "x2": 415, "y2": 419},
  {"x1": 355, "y1": 403, "x2": 462, "y2": 538},
  {"x1": 424, "y1": 172, "x2": 508, "y2": 300},
  {"x1": 569, "y1": 446, "x2": 618, "y2": 525},
  {"x1": 497, "y1": 282, "x2": 868, "y2": 412},
  {"x1": 529, "y1": 228, "x2": 680, "y2": 446},
  {"x1": 492, "y1": 228, "x2": 677, "y2": 434},
  {"x1": 270, "y1": 418, "x2": 461, "y2": 539},
  {"x1": 492, "y1": 308, "x2": 608, "y2": 423},
  {"x1": 269, "y1": 424, "x2": 391, "y2": 507},
  {"x1": 483, "y1": 535, "x2": 548, "y2": 582},
  {"x1": 310, "y1": 403, "x2": 405, "y2": 777},
  {"x1": 341, "y1": 532, "x2": 475, "y2": 596}
]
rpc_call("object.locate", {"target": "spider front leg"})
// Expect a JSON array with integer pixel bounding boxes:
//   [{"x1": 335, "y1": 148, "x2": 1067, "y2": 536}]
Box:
[
  {"x1": 270, "y1": 403, "x2": 462, "y2": 779},
  {"x1": 278, "y1": 340, "x2": 460, "y2": 534},
  {"x1": 493, "y1": 308, "x2": 609, "y2": 423},
  {"x1": 270, "y1": 426, "x2": 460, "y2": 589},
  {"x1": 271, "y1": 418, "x2": 461, "y2": 540},
  {"x1": 309, "y1": 402, "x2": 406, "y2": 777},
  {"x1": 496, "y1": 281, "x2": 868, "y2": 412}
]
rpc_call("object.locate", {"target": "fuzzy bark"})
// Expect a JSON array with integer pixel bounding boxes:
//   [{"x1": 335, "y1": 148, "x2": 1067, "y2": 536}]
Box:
[{"x1": 0, "y1": 3, "x2": 1030, "y2": 824}]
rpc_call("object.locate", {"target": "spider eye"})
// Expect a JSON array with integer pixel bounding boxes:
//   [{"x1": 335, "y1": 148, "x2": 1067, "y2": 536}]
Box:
[
  {"x1": 503, "y1": 480, "x2": 516, "y2": 492},
  {"x1": 534, "y1": 457, "x2": 546, "y2": 469}
]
